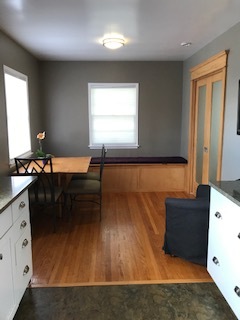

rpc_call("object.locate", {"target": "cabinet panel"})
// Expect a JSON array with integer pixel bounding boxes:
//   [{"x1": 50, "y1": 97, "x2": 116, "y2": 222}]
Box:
[
  {"x1": 0, "y1": 206, "x2": 12, "y2": 239},
  {"x1": 208, "y1": 187, "x2": 240, "y2": 319},
  {"x1": 208, "y1": 245, "x2": 240, "y2": 318},
  {"x1": 209, "y1": 189, "x2": 240, "y2": 265},
  {"x1": 0, "y1": 234, "x2": 15, "y2": 320},
  {"x1": 14, "y1": 227, "x2": 32, "y2": 302}
]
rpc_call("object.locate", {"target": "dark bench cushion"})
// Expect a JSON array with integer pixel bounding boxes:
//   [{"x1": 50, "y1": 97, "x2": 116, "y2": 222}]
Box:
[{"x1": 90, "y1": 156, "x2": 187, "y2": 165}]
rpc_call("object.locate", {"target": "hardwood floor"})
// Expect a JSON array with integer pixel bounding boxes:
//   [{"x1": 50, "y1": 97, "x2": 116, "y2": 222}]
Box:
[{"x1": 30, "y1": 192, "x2": 211, "y2": 287}]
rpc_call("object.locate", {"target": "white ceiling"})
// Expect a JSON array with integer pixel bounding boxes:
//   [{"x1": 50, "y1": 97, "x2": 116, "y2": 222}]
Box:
[{"x1": 0, "y1": 0, "x2": 240, "y2": 61}]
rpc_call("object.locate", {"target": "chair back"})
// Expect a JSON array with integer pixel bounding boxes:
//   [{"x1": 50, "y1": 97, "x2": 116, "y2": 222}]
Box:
[
  {"x1": 99, "y1": 145, "x2": 107, "y2": 180},
  {"x1": 15, "y1": 157, "x2": 56, "y2": 204}
]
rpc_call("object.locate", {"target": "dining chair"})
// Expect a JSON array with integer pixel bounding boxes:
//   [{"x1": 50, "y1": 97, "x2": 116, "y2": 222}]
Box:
[
  {"x1": 64, "y1": 147, "x2": 107, "y2": 221},
  {"x1": 14, "y1": 157, "x2": 63, "y2": 232},
  {"x1": 71, "y1": 144, "x2": 106, "y2": 181}
]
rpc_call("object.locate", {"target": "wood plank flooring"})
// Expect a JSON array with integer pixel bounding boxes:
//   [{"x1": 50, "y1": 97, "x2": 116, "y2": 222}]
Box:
[{"x1": 30, "y1": 192, "x2": 212, "y2": 287}]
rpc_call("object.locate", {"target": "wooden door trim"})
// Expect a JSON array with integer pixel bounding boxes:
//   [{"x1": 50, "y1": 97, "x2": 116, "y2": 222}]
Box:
[
  {"x1": 188, "y1": 50, "x2": 228, "y2": 194},
  {"x1": 216, "y1": 67, "x2": 227, "y2": 180},
  {"x1": 190, "y1": 50, "x2": 228, "y2": 80}
]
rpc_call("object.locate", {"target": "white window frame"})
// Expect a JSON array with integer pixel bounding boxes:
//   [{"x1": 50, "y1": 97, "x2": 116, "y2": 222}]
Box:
[
  {"x1": 88, "y1": 83, "x2": 139, "y2": 149},
  {"x1": 3, "y1": 65, "x2": 32, "y2": 164}
]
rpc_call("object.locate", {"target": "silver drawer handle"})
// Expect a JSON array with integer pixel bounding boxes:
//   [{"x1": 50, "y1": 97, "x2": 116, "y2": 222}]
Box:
[
  {"x1": 22, "y1": 239, "x2": 29, "y2": 248},
  {"x1": 212, "y1": 256, "x2": 220, "y2": 266},
  {"x1": 19, "y1": 201, "x2": 26, "y2": 210},
  {"x1": 23, "y1": 265, "x2": 30, "y2": 276},
  {"x1": 234, "y1": 286, "x2": 240, "y2": 297},
  {"x1": 214, "y1": 211, "x2": 222, "y2": 219},
  {"x1": 20, "y1": 220, "x2": 27, "y2": 229},
  {"x1": 238, "y1": 233, "x2": 240, "y2": 239},
  {"x1": 0, "y1": 254, "x2": 3, "y2": 260}
]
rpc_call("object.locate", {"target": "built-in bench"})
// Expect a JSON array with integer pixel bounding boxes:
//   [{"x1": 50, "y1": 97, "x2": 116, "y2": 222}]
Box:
[
  {"x1": 91, "y1": 156, "x2": 187, "y2": 165},
  {"x1": 89, "y1": 156, "x2": 188, "y2": 192}
]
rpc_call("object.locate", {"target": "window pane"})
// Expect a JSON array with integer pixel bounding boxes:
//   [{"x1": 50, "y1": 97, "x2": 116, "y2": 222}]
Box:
[
  {"x1": 88, "y1": 83, "x2": 139, "y2": 148},
  {"x1": 91, "y1": 88, "x2": 137, "y2": 115},
  {"x1": 4, "y1": 66, "x2": 31, "y2": 161}
]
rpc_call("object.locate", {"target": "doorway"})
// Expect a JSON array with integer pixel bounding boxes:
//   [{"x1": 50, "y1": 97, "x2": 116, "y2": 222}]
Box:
[{"x1": 188, "y1": 51, "x2": 228, "y2": 194}]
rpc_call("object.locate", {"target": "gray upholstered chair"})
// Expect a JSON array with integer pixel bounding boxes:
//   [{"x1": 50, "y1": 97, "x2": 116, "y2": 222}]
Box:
[{"x1": 163, "y1": 184, "x2": 210, "y2": 266}]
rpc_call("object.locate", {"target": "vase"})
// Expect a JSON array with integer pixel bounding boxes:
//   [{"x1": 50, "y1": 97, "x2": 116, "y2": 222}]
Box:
[{"x1": 42, "y1": 159, "x2": 48, "y2": 166}]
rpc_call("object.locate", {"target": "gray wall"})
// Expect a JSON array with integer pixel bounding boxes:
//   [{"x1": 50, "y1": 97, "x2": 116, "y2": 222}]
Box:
[
  {"x1": 0, "y1": 30, "x2": 42, "y2": 175},
  {"x1": 39, "y1": 61, "x2": 183, "y2": 158},
  {"x1": 5, "y1": 19, "x2": 240, "y2": 180},
  {"x1": 181, "y1": 22, "x2": 240, "y2": 180}
]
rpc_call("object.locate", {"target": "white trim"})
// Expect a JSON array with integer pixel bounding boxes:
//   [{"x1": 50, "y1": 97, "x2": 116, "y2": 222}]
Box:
[{"x1": 3, "y1": 65, "x2": 32, "y2": 164}]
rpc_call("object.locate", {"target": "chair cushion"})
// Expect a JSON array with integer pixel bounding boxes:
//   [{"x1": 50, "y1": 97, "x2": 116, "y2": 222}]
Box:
[
  {"x1": 72, "y1": 172, "x2": 100, "y2": 181},
  {"x1": 29, "y1": 186, "x2": 63, "y2": 203},
  {"x1": 66, "y1": 179, "x2": 101, "y2": 195}
]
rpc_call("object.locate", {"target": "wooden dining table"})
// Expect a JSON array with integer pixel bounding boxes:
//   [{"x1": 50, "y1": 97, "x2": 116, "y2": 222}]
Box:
[
  {"x1": 48, "y1": 156, "x2": 91, "y2": 174},
  {"x1": 16, "y1": 156, "x2": 91, "y2": 174},
  {"x1": 50, "y1": 156, "x2": 92, "y2": 187},
  {"x1": 16, "y1": 156, "x2": 91, "y2": 186}
]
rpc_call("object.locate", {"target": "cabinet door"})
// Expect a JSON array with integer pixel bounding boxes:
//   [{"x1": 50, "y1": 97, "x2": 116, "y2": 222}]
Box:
[
  {"x1": 0, "y1": 235, "x2": 15, "y2": 320},
  {"x1": 208, "y1": 188, "x2": 240, "y2": 319},
  {"x1": 14, "y1": 226, "x2": 32, "y2": 302}
]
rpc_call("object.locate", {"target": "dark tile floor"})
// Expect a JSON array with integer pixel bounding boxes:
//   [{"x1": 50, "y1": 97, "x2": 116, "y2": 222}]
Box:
[{"x1": 14, "y1": 282, "x2": 237, "y2": 320}]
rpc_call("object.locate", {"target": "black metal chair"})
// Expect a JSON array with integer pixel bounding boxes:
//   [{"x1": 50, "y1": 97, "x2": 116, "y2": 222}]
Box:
[
  {"x1": 64, "y1": 147, "x2": 107, "y2": 221},
  {"x1": 163, "y1": 184, "x2": 210, "y2": 266},
  {"x1": 14, "y1": 157, "x2": 63, "y2": 232},
  {"x1": 71, "y1": 144, "x2": 106, "y2": 181}
]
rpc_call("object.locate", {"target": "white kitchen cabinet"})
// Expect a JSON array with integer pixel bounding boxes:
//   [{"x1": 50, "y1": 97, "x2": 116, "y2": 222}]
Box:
[
  {"x1": 0, "y1": 231, "x2": 15, "y2": 320},
  {"x1": 11, "y1": 191, "x2": 33, "y2": 305},
  {"x1": 0, "y1": 176, "x2": 36, "y2": 320},
  {"x1": 208, "y1": 184, "x2": 240, "y2": 319}
]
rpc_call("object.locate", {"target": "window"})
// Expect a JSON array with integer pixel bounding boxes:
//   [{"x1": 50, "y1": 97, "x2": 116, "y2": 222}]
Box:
[
  {"x1": 3, "y1": 66, "x2": 31, "y2": 163},
  {"x1": 88, "y1": 83, "x2": 139, "y2": 149}
]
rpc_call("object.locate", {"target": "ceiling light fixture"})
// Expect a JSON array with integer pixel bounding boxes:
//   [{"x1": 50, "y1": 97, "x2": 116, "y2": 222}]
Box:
[
  {"x1": 181, "y1": 42, "x2": 192, "y2": 47},
  {"x1": 103, "y1": 37, "x2": 125, "y2": 50}
]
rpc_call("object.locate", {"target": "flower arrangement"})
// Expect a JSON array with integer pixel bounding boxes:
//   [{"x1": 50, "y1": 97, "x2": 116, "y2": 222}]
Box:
[
  {"x1": 36, "y1": 131, "x2": 46, "y2": 157},
  {"x1": 36, "y1": 131, "x2": 54, "y2": 158}
]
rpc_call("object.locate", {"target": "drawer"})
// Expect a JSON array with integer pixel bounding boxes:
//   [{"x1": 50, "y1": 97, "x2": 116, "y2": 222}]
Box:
[
  {"x1": 14, "y1": 227, "x2": 32, "y2": 301},
  {"x1": 210, "y1": 189, "x2": 240, "y2": 226},
  {"x1": 12, "y1": 191, "x2": 29, "y2": 223},
  {"x1": 209, "y1": 189, "x2": 240, "y2": 264},
  {"x1": 0, "y1": 206, "x2": 12, "y2": 239},
  {"x1": 11, "y1": 209, "x2": 31, "y2": 243},
  {"x1": 208, "y1": 210, "x2": 239, "y2": 260},
  {"x1": 208, "y1": 237, "x2": 230, "y2": 286},
  {"x1": 208, "y1": 243, "x2": 240, "y2": 318}
]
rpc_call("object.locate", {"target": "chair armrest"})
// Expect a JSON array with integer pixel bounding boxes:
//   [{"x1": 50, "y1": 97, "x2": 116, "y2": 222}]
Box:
[
  {"x1": 165, "y1": 197, "x2": 209, "y2": 215},
  {"x1": 196, "y1": 184, "x2": 210, "y2": 199}
]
